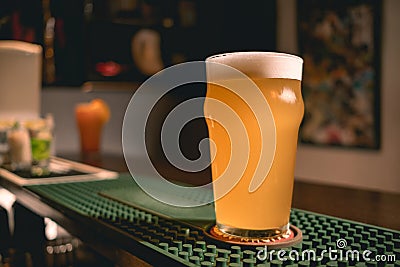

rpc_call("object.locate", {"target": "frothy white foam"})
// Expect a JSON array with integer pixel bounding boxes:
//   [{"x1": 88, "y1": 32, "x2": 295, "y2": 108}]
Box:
[{"x1": 206, "y1": 51, "x2": 303, "y2": 80}]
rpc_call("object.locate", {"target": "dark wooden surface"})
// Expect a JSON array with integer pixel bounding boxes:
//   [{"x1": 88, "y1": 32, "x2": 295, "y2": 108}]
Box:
[
  {"x1": 61, "y1": 152, "x2": 400, "y2": 231},
  {"x1": 292, "y1": 181, "x2": 400, "y2": 231}
]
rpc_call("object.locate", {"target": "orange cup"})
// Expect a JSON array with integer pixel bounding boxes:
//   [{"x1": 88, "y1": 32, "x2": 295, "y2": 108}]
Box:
[{"x1": 75, "y1": 99, "x2": 110, "y2": 153}]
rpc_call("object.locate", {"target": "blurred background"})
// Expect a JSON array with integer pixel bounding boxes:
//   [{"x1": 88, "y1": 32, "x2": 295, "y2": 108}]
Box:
[{"x1": 0, "y1": 0, "x2": 399, "y2": 194}]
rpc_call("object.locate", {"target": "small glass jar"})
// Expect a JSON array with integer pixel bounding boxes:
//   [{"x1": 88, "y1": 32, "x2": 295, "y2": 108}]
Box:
[
  {"x1": 0, "y1": 121, "x2": 13, "y2": 166},
  {"x1": 26, "y1": 117, "x2": 53, "y2": 176},
  {"x1": 7, "y1": 122, "x2": 32, "y2": 171}
]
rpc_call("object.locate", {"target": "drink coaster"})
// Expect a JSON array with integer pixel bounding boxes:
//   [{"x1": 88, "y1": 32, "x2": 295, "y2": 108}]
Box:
[{"x1": 206, "y1": 224, "x2": 302, "y2": 248}]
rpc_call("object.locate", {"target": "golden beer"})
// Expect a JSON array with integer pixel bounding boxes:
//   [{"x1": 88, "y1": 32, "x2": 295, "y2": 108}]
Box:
[{"x1": 204, "y1": 52, "x2": 303, "y2": 238}]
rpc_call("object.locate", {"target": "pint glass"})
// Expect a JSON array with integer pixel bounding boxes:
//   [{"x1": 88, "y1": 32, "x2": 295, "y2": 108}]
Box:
[{"x1": 204, "y1": 52, "x2": 303, "y2": 239}]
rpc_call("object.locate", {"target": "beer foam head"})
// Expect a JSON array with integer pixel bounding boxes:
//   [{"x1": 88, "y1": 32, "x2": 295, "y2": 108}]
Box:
[{"x1": 206, "y1": 51, "x2": 303, "y2": 80}]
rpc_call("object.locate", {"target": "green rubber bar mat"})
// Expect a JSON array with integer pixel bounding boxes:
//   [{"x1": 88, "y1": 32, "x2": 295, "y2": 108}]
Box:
[{"x1": 27, "y1": 174, "x2": 400, "y2": 266}]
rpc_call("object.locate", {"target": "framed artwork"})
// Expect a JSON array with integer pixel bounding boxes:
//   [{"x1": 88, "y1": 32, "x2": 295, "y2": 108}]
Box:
[{"x1": 298, "y1": 0, "x2": 381, "y2": 149}]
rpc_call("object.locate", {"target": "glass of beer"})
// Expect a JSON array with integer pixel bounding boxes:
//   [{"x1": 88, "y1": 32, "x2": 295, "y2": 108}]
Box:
[
  {"x1": 204, "y1": 52, "x2": 303, "y2": 240},
  {"x1": 75, "y1": 99, "x2": 110, "y2": 153}
]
